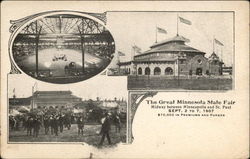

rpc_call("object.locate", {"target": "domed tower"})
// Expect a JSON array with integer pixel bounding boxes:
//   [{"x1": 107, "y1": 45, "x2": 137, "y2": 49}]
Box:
[{"x1": 208, "y1": 52, "x2": 224, "y2": 75}]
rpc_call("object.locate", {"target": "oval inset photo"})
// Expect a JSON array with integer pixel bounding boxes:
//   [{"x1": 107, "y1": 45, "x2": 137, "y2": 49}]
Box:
[{"x1": 11, "y1": 13, "x2": 115, "y2": 84}]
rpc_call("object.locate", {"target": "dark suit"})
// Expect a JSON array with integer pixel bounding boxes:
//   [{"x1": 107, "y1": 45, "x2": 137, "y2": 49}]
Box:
[
  {"x1": 77, "y1": 117, "x2": 84, "y2": 136},
  {"x1": 99, "y1": 116, "x2": 111, "y2": 145},
  {"x1": 33, "y1": 118, "x2": 41, "y2": 137}
]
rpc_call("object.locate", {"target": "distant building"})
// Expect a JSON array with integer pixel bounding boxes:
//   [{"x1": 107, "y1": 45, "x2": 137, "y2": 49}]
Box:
[
  {"x1": 119, "y1": 35, "x2": 223, "y2": 76},
  {"x1": 222, "y1": 66, "x2": 232, "y2": 75},
  {"x1": 32, "y1": 91, "x2": 82, "y2": 109},
  {"x1": 9, "y1": 97, "x2": 31, "y2": 109},
  {"x1": 117, "y1": 100, "x2": 127, "y2": 113},
  {"x1": 74, "y1": 98, "x2": 127, "y2": 113},
  {"x1": 9, "y1": 91, "x2": 82, "y2": 109}
]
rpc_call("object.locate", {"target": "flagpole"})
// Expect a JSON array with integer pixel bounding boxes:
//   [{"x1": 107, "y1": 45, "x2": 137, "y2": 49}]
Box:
[
  {"x1": 133, "y1": 44, "x2": 136, "y2": 61},
  {"x1": 131, "y1": 46, "x2": 133, "y2": 61},
  {"x1": 177, "y1": 14, "x2": 179, "y2": 36},
  {"x1": 155, "y1": 25, "x2": 157, "y2": 43},
  {"x1": 213, "y1": 36, "x2": 215, "y2": 53}
]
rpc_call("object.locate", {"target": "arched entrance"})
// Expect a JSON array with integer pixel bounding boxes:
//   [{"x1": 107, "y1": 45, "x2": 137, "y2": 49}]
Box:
[
  {"x1": 165, "y1": 67, "x2": 173, "y2": 75},
  {"x1": 196, "y1": 68, "x2": 202, "y2": 75},
  {"x1": 138, "y1": 67, "x2": 142, "y2": 75},
  {"x1": 145, "y1": 67, "x2": 150, "y2": 75},
  {"x1": 154, "y1": 67, "x2": 161, "y2": 75}
]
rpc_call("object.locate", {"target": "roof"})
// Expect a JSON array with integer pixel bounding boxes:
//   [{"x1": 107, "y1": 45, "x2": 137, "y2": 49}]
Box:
[
  {"x1": 134, "y1": 56, "x2": 176, "y2": 62},
  {"x1": 101, "y1": 101, "x2": 119, "y2": 108},
  {"x1": 33, "y1": 91, "x2": 82, "y2": 100},
  {"x1": 150, "y1": 35, "x2": 188, "y2": 48},
  {"x1": 209, "y1": 52, "x2": 219, "y2": 60},
  {"x1": 208, "y1": 52, "x2": 224, "y2": 64},
  {"x1": 135, "y1": 35, "x2": 205, "y2": 57},
  {"x1": 34, "y1": 91, "x2": 72, "y2": 95}
]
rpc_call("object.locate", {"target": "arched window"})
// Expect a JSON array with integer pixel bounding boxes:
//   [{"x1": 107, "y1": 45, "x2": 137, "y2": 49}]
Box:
[
  {"x1": 154, "y1": 67, "x2": 161, "y2": 75},
  {"x1": 138, "y1": 67, "x2": 142, "y2": 75},
  {"x1": 165, "y1": 67, "x2": 173, "y2": 75},
  {"x1": 145, "y1": 67, "x2": 151, "y2": 75}
]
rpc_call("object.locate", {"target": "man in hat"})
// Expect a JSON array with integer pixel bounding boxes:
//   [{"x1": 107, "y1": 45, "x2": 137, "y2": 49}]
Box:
[
  {"x1": 52, "y1": 115, "x2": 59, "y2": 136},
  {"x1": 99, "y1": 112, "x2": 112, "y2": 146},
  {"x1": 58, "y1": 114, "x2": 64, "y2": 133},
  {"x1": 49, "y1": 115, "x2": 54, "y2": 135},
  {"x1": 77, "y1": 116, "x2": 85, "y2": 136},
  {"x1": 43, "y1": 115, "x2": 50, "y2": 135},
  {"x1": 26, "y1": 117, "x2": 34, "y2": 136}
]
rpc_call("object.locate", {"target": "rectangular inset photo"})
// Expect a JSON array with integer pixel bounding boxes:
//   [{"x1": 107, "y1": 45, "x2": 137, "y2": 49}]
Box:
[
  {"x1": 106, "y1": 12, "x2": 234, "y2": 90},
  {"x1": 8, "y1": 74, "x2": 127, "y2": 147}
]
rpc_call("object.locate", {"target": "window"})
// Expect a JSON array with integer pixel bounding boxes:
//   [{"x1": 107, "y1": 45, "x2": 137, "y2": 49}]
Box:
[
  {"x1": 165, "y1": 67, "x2": 173, "y2": 75},
  {"x1": 138, "y1": 67, "x2": 142, "y2": 75},
  {"x1": 145, "y1": 67, "x2": 151, "y2": 75},
  {"x1": 180, "y1": 60, "x2": 185, "y2": 64},
  {"x1": 154, "y1": 67, "x2": 161, "y2": 75},
  {"x1": 197, "y1": 59, "x2": 202, "y2": 64}
]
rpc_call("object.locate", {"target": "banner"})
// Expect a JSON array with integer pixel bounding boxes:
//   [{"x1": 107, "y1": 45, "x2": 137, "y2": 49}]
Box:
[
  {"x1": 132, "y1": 45, "x2": 142, "y2": 53},
  {"x1": 118, "y1": 51, "x2": 125, "y2": 56},
  {"x1": 214, "y1": 38, "x2": 224, "y2": 46},
  {"x1": 179, "y1": 16, "x2": 192, "y2": 25},
  {"x1": 157, "y1": 27, "x2": 167, "y2": 34}
]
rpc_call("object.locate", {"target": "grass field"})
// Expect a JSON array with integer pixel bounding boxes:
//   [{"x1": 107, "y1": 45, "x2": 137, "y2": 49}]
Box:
[{"x1": 9, "y1": 124, "x2": 126, "y2": 147}]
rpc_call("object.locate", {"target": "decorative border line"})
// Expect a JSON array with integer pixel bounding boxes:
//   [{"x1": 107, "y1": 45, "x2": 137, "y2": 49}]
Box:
[{"x1": 127, "y1": 91, "x2": 157, "y2": 143}]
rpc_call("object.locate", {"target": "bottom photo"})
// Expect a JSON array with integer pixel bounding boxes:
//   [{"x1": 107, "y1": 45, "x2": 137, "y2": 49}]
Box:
[{"x1": 8, "y1": 74, "x2": 127, "y2": 147}]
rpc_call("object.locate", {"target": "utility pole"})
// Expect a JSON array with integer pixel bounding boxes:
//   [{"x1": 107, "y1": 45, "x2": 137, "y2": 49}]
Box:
[
  {"x1": 78, "y1": 22, "x2": 85, "y2": 74},
  {"x1": 177, "y1": 53, "x2": 181, "y2": 87},
  {"x1": 35, "y1": 21, "x2": 42, "y2": 77},
  {"x1": 177, "y1": 14, "x2": 179, "y2": 36}
]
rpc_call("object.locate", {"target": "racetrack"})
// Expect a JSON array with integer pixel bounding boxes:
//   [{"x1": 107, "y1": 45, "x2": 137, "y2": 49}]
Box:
[{"x1": 15, "y1": 48, "x2": 109, "y2": 77}]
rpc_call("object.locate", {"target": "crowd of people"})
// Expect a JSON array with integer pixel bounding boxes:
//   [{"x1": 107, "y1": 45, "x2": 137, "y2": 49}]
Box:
[
  {"x1": 9, "y1": 107, "x2": 123, "y2": 145},
  {"x1": 10, "y1": 112, "x2": 77, "y2": 137}
]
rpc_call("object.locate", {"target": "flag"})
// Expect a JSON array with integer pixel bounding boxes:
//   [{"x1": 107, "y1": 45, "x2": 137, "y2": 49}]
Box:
[
  {"x1": 214, "y1": 38, "x2": 224, "y2": 46},
  {"x1": 182, "y1": 36, "x2": 190, "y2": 43},
  {"x1": 179, "y1": 16, "x2": 192, "y2": 25},
  {"x1": 132, "y1": 45, "x2": 141, "y2": 53},
  {"x1": 13, "y1": 88, "x2": 15, "y2": 93},
  {"x1": 157, "y1": 27, "x2": 167, "y2": 34},
  {"x1": 118, "y1": 51, "x2": 125, "y2": 56}
]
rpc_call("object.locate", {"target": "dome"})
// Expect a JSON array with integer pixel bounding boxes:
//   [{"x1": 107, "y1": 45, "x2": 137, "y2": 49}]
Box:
[{"x1": 134, "y1": 35, "x2": 205, "y2": 59}]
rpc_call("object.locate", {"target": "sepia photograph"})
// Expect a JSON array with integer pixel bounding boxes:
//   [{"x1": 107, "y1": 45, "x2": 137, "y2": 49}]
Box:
[
  {"x1": 11, "y1": 12, "x2": 115, "y2": 84},
  {"x1": 8, "y1": 74, "x2": 127, "y2": 147},
  {"x1": 107, "y1": 12, "x2": 233, "y2": 90}
]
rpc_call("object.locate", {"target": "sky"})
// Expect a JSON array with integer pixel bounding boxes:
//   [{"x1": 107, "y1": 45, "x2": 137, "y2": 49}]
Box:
[
  {"x1": 8, "y1": 74, "x2": 127, "y2": 100},
  {"x1": 107, "y1": 12, "x2": 234, "y2": 67}
]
